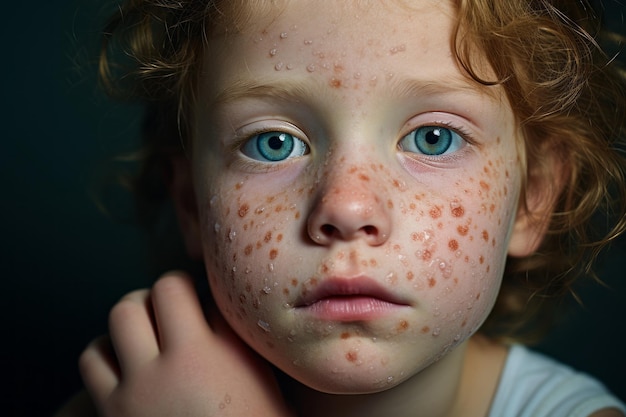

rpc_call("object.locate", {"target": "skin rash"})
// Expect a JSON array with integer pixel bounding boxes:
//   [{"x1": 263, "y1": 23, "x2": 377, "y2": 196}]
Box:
[{"x1": 185, "y1": 0, "x2": 523, "y2": 396}]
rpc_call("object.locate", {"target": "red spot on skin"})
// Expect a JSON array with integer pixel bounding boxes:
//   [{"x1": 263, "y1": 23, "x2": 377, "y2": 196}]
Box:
[
  {"x1": 457, "y1": 225, "x2": 469, "y2": 236},
  {"x1": 277, "y1": 234, "x2": 283, "y2": 242},
  {"x1": 453, "y1": 278, "x2": 458, "y2": 285},
  {"x1": 392, "y1": 179, "x2": 402, "y2": 188},
  {"x1": 369, "y1": 259, "x2": 378, "y2": 267},
  {"x1": 387, "y1": 200, "x2": 394, "y2": 209},
  {"x1": 479, "y1": 181, "x2": 490, "y2": 191},
  {"x1": 396, "y1": 320, "x2": 409, "y2": 332},
  {"x1": 411, "y1": 232, "x2": 418, "y2": 241},
  {"x1": 275, "y1": 205, "x2": 283, "y2": 212},
  {"x1": 264, "y1": 231, "x2": 272, "y2": 243},
  {"x1": 406, "y1": 271, "x2": 414, "y2": 281},
  {"x1": 291, "y1": 279, "x2": 298, "y2": 287},
  {"x1": 235, "y1": 182, "x2": 243, "y2": 190},
  {"x1": 421, "y1": 326, "x2": 430, "y2": 334},
  {"x1": 244, "y1": 245, "x2": 253, "y2": 256},
  {"x1": 346, "y1": 350, "x2": 358, "y2": 362},
  {"x1": 330, "y1": 78, "x2": 342, "y2": 88},
  {"x1": 283, "y1": 288, "x2": 290, "y2": 295},
  {"x1": 451, "y1": 205, "x2": 465, "y2": 217},
  {"x1": 422, "y1": 250, "x2": 432, "y2": 261},
  {"x1": 256, "y1": 241, "x2": 263, "y2": 249},
  {"x1": 269, "y1": 249, "x2": 278, "y2": 260},
  {"x1": 322, "y1": 263, "x2": 330, "y2": 274},
  {"x1": 482, "y1": 230, "x2": 489, "y2": 242},
  {"x1": 428, "y1": 277, "x2": 437, "y2": 288},
  {"x1": 238, "y1": 204, "x2": 250, "y2": 217},
  {"x1": 448, "y1": 239, "x2": 459, "y2": 251},
  {"x1": 409, "y1": 203, "x2": 416, "y2": 210},
  {"x1": 341, "y1": 332, "x2": 351, "y2": 339},
  {"x1": 490, "y1": 204, "x2": 496, "y2": 213},
  {"x1": 483, "y1": 166, "x2": 490, "y2": 175},
  {"x1": 479, "y1": 255, "x2": 484, "y2": 264},
  {"x1": 267, "y1": 196, "x2": 275, "y2": 203},
  {"x1": 295, "y1": 211, "x2": 301, "y2": 219},
  {"x1": 359, "y1": 173, "x2": 370, "y2": 181},
  {"x1": 429, "y1": 205, "x2": 442, "y2": 219}
]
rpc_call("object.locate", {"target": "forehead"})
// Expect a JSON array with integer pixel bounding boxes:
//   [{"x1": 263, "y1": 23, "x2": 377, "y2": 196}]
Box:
[{"x1": 200, "y1": 0, "x2": 504, "y2": 122}]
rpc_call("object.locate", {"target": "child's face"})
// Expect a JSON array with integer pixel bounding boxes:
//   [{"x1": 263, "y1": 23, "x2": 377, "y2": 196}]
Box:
[{"x1": 189, "y1": 0, "x2": 523, "y2": 393}]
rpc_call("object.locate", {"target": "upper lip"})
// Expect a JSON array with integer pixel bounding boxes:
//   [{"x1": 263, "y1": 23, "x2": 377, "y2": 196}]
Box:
[{"x1": 295, "y1": 276, "x2": 411, "y2": 307}]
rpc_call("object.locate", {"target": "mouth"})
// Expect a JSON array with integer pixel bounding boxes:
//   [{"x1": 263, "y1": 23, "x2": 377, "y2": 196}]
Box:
[{"x1": 294, "y1": 276, "x2": 411, "y2": 321}]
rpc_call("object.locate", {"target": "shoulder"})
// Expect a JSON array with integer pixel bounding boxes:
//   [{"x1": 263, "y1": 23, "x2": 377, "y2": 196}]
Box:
[{"x1": 489, "y1": 345, "x2": 626, "y2": 417}]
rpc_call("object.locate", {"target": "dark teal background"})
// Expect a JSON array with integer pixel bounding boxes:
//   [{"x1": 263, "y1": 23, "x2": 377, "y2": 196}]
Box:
[{"x1": 2, "y1": 1, "x2": 625, "y2": 415}]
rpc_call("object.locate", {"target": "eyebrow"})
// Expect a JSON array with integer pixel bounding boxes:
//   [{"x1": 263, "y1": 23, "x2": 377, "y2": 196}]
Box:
[{"x1": 211, "y1": 75, "x2": 499, "y2": 106}]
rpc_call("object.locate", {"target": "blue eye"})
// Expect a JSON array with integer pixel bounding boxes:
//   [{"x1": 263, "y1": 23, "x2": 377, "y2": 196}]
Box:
[
  {"x1": 241, "y1": 131, "x2": 308, "y2": 162},
  {"x1": 399, "y1": 126, "x2": 464, "y2": 156}
]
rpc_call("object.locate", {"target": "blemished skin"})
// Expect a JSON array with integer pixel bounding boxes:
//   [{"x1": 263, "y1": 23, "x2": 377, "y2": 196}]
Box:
[
  {"x1": 67, "y1": 1, "x2": 626, "y2": 417},
  {"x1": 177, "y1": 0, "x2": 536, "y2": 410}
]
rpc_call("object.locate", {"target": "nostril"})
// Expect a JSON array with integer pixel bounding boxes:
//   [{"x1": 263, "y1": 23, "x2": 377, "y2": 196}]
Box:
[
  {"x1": 362, "y1": 225, "x2": 377, "y2": 235},
  {"x1": 320, "y1": 224, "x2": 336, "y2": 237}
]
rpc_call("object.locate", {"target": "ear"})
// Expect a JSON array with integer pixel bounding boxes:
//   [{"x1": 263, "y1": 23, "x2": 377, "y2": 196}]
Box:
[
  {"x1": 168, "y1": 155, "x2": 203, "y2": 260},
  {"x1": 507, "y1": 144, "x2": 568, "y2": 257}
]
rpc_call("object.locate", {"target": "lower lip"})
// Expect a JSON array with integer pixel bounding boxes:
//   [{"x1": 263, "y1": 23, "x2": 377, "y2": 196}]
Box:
[{"x1": 298, "y1": 296, "x2": 405, "y2": 321}]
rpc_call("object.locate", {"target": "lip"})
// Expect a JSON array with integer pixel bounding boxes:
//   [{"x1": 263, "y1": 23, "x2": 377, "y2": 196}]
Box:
[{"x1": 295, "y1": 276, "x2": 411, "y2": 321}]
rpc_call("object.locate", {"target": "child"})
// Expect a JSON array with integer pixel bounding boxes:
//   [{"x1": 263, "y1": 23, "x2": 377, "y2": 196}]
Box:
[{"x1": 60, "y1": 0, "x2": 626, "y2": 416}]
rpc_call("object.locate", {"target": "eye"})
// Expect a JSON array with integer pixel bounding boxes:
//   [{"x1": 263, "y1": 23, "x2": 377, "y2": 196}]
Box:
[
  {"x1": 398, "y1": 126, "x2": 464, "y2": 156},
  {"x1": 241, "y1": 131, "x2": 308, "y2": 162}
]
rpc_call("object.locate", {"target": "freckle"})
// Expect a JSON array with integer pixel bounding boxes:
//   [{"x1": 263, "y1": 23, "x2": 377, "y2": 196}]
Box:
[
  {"x1": 482, "y1": 230, "x2": 489, "y2": 242},
  {"x1": 264, "y1": 231, "x2": 272, "y2": 243},
  {"x1": 490, "y1": 204, "x2": 496, "y2": 213},
  {"x1": 369, "y1": 258, "x2": 378, "y2": 267},
  {"x1": 492, "y1": 238, "x2": 496, "y2": 247},
  {"x1": 505, "y1": 170, "x2": 510, "y2": 178},
  {"x1": 243, "y1": 224, "x2": 248, "y2": 231},
  {"x1": 322, "y1": 263, "x2": 329, "y2": 274},
  {"x1": 461, "y1": 319, "x2": 467, "y2": 327},
  {"x1": 269, "y1": 249, "x2": 278, "y2": 260},
  {"x1": 275, "y1": 205, "x2": 283, "y2": 212},
  {"x1": 475, "y1": 292, "x2": 481, "y2": 300},
  {"x1": 341, "y1": 332, "x2": 351, "y2": 339},
  {"x1": 387, "y1": 199, "x2": 394, "y2": 209},
  {"x1": 479, "y1": 181, "x2": 490, "y2": 191},
  {"x1": 330, "y1": 78, "x2": 342, "y2": 88},
  {"x1": 479, "y1": 255, "x2": 484, "y2": 264},
  {"x1": 283, "y1": 288, "x2": 290, "y2": 295},
  {"x1": 295, "y1": 211, "x2": 301, "y2": 219},
  {"x1": 422, "y1": 250, "x2": 432, "y2": 261},
  {"x1": 453, "y1": 277, "x2": 458, "y2": 285},
  {"x1": 503, "y1": 186, "x2": 508, "y2": 196},
  {"x1": 256, "y1": 241, "x2": 262, "y2": 249},
  {"x1": 346, "y1": 350, "x2": 358, "y2": 362},
  {"x1": 409, "y1": 203, "x2": 416, "y2": 210},
  {"x1": 393, "y1": 244, "x2": 401, "y2": 252},
  {"x1": 277, "y1": 234, "x2": 283, "y2": 242},
  {"x1": 244, "y1": 245, "x2": 253, "y2": 256},
  {"x1": 486, "y1": 265, "x2": 491, "y2": 273},
  {"x1": 448, "y1": 239, "x2": 459, "y2": 251},
  {"x1": 396, "y1": 320, "x2": 409, "y2": 332},
  {"x1": 428, "y1": 277, "x2": 437, "y2": 288},
  {"x1": 429, "y1": 205, "x2": 442, "y2": 219},
  {"x1": 358, "y1": 173, "x2": 370, "y2": 181},
  {"x1": 421, "y1": 326, "x2": 430, "y2": 334},
  {"x1": 483, "y1": 166, "x2": 490, "y2": 175},
  {"x1": 437, "y1": 222, "x2": 443, "y2": 229},
  {"x1": 238, "y1": 203, "x2": 250, "y2": 217},
  {"x1": 451, "y1": 205, "x2": 465, "y2": 217},
  {"x1": 245, "y1": 283, "x2": 252, "y2": 293},
  {"x1": 235, "y1": 182, "x2": 243, "y2": 190},
  {"x1": 291, "y1": 279, "x2": 298, "y2": 287},
  {"x1": 406, "y1": 271, "x2": 414, "y2": 281},
  {"x1": 496, "y1": 137, "x2": 501, "y2": 145},
  {"x1": 464, "y1": 255, "x2": 469, "y2": 263}
]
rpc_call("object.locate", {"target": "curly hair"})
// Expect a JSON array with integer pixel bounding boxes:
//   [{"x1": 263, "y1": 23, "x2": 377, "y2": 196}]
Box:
[{"x1": 98, "y1": 0, "x2": 626, "y2": 342}]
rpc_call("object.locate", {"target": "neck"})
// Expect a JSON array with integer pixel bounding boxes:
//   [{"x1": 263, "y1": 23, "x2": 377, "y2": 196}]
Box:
[{"x1": 285, "y1": 341, "x2": 469, "y2": 417}]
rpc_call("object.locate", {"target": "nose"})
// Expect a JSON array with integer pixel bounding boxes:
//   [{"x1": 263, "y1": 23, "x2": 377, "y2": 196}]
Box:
[{"x1": 307, "y1": 169, "x2": 392, "y2": 246}]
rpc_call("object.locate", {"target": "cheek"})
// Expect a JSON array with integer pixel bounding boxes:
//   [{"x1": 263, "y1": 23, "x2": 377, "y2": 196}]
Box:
[{"x1": 200, "y1": 181, "x2": 304, "y2": 330}]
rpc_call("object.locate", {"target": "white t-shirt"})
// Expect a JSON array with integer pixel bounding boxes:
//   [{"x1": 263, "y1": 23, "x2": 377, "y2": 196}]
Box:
[{"x1": 489, "y1": 345, "x2": 625, "y2": 417}]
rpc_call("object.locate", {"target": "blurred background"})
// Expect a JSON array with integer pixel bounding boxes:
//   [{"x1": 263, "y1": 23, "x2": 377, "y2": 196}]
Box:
[{"x1": 2, "y1": 1, "x2": 625, "y2": 415}]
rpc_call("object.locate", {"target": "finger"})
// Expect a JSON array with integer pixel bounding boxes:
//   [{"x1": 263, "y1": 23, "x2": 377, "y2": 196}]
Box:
[
  {"x1": 108, "y1": 289, "x2": 160, "y2": 373},
  {"x1": 79, "y1": 335, "x2": 119, "y2": 405},
  {"x1": 150, "y1": 271, "x2": 211, "y2": 351}
]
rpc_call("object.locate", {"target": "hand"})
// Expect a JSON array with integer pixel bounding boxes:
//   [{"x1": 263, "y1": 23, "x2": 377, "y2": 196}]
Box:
[{"x1": 79, "y1": 272, "x2": 293, "y2": 417}]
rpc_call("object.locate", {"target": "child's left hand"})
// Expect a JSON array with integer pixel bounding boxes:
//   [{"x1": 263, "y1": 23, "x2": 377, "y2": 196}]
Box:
[{"x1": 78, "y1": 272, "x2": 294, "y2": 417}]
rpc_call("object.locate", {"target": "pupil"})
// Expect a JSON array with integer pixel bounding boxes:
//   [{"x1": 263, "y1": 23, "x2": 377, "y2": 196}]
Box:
[
  {"x1": 426, "y1": 129, "x2": 440, "y2": 145},
  {"x1": 268, "y1": 135, "x2": 284, "y2": 150}
]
